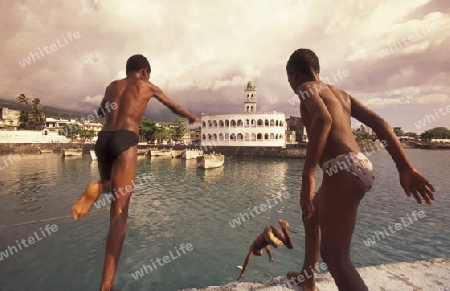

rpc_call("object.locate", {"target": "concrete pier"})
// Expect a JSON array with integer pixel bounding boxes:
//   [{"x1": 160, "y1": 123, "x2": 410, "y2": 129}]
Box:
[{"x1": 180, "y1": 258, "x2": 449, "y2": 291}]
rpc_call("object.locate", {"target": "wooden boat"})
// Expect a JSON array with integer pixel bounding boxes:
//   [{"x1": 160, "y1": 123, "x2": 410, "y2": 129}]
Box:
[
  {"x1": 39, "y1": 149, "x2": 53, "y2": 154},
  {"x1": 62, "y1": 148, "x2": 82, "y2": 156},
  {"x1": 196, "y1": 153, "x2": 224, "y2": 169},
  {"x1": 90, "y1": 150, "x2": 97, "y2": 160},
  {"x1": 182, "y1": 149, "x2": 204, "y2": 160},
  {"x1": 150, "y1": 149, "x2": 172, "y2": 157},
  {"x1": 171, "y1": 149, "x2": 183, "y2": 158}
]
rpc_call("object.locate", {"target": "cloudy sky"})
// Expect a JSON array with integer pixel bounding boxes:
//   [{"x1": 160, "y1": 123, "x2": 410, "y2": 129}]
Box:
[{"x1": 0, "y1": 0, "x2": 449, "y2": 133}]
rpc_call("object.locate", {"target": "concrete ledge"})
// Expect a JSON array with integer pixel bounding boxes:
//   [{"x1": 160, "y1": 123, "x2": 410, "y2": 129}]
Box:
[{"x1": 180, "y1": 258, "x2": 449, "y2": 291}]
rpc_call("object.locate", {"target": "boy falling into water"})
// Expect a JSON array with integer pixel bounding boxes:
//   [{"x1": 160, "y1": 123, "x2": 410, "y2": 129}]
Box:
[
  {"x1": 285, "y1": 49, "x2": 435, "y2": 291},
  {"x1": 71, "y1": 54, "x2": 200, "y2": 291}
]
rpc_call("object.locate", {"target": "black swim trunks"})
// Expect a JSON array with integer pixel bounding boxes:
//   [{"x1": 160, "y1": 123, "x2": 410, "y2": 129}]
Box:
[{"x1": 94, "y1": 130, "x2": 139, "y2": 165}]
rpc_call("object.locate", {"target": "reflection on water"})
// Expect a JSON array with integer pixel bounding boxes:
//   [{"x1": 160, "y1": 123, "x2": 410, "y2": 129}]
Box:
[{"x1": 0, "y1": 150, "x2": 449, "y2": 291}]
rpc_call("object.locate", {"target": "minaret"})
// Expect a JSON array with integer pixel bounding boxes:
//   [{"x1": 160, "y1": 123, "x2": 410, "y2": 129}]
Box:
[{"x1": 244, "y1": 81, "x2": 256, "y2": 113}]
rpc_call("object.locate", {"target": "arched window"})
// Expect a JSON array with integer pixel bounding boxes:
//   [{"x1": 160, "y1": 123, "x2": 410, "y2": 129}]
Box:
[
  {"x1": 225, "y1": 120, "x2": 229, "y2": 127},
  {"x1": 213, "y1": 134, "x2": 218, "y2": 140},
  {"x1": 219, "y1": 120, "x2": 224, "y2": 127},
  {"x1": 279, "y1": 134, "x2": 284, "y2": 140},
  {"x1": 245, "y1": 119, "x2": 250, "y2": 127},
  {"x1": 231, "y1": 120, "x2": 236, "y2": 127},
  {"x1": 250, "y1": 133, "x2": 256, "y2": 141},
  {"x1": 224, "y1": 133, "x2": 229, "y2": 140},
  {"x1": 202, "y1": 134, "x2": 206, "y2": 140},
  {"x1": 212, "y1": 120, "x2": 217, "y2": 127},
  {"x1": 219, "y1": 134, "x2": 224, "y2": 141},
  {"x1": 279, "y1": 120, "x2": 284, "y2": 127},
  {"x1": 251, "y1": 119, "x2": 256, "y2": 127},
  {"x1": 208, "y1": 120, "x2": 212, "y2": 127},
  {"x1": 237, "y1": 119, "x2": 243, "y2": 127},
  {"x1": 264, "y1": 133, "x2": 269, "y2": 140},
  {"x1": 202, "y1": 121, "x2": 206, "y2": 128},
  {"x1": 230, "y1": 133, "x2": 236, "y2": 140},
  {"x1": 257, "y1": 119, "x2": 263, "y2": 127},
  {"x1": 207, "y1": 134, "x2": 212, "y2": 140},
  {"x1": 265, "y1": 119, "x2": 269, "y2": 126},
  {"x1": 270, "y1": 133, "x2": 274, "y2": 140},
  {"x1": 257, "y1": 133, "x2": 262, "y2": 140},
  {"x1": 237, "y1": 133, "x2": 243, "y2": 140},
  {"x1": 244, "y1": 133, "x2": 250, "y2": 141},
  {"x1": 270, "y1": 119, "x2": 275, "y2": 126},
  {"x1": 276, "y1": 120, "x2": 279, "y2": 126}
]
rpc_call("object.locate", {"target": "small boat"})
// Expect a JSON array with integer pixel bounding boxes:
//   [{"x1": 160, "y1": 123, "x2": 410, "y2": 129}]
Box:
[
  {"x1": 39, "y1": 149, "x2": 53, "y2": 154},
  {"x1": 197, "y1": 153, "x2": 224, "y2": 169},
  {"x1": 182, "y1": 149, "x2": 204, "y2": 160},
  {"x1": 171, "y1": 149, "x2": 183, "y2": 158},
  {"x1": 150, "y1": 149, "x2": 172, "y2": 157},
  {"x1": 62, "y1": 148, "x2": 82, "y2": 156},
  {"x1": 90, "y1": 150, "x2": 97, "y2": 160}
]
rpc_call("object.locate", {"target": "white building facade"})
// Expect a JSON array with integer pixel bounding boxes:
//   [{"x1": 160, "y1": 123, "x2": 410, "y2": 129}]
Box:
[{"x1": 201, "y1": 82, "x2": 286, "y2": 147}]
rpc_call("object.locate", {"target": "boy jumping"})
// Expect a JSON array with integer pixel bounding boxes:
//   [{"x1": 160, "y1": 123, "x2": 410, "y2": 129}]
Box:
[{"x1": 71, "y1": 54, "x2": 200, "y2": 291}]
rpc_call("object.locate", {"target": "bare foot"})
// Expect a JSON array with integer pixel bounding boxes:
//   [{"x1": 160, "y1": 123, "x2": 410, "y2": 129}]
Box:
[
  {"x1": 267, "y1": 230, "x2": 283, "y2": 246},
  {"x1": 278, "y1": 219, "x2": 290, "y2": 229},
  {"x1": 72, "y1": 181, "x2": 102, "y2": 220},
  {"x1": 286, "y1": 271, "x2": 317, "y2": 291}
]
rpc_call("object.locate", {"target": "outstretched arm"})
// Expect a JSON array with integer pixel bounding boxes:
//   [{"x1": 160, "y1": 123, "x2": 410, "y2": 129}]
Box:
[
  {"x1": 349, "y1": 93, "x2": 435, "y2": 204},
  {"x1": 97, "y1": 86, "x2": 109, "y2": 118},
  {"x1": 237, "y1": 250, "x2": 253, "y2": 280},
  {"x1": 150, "y1": 83, "x2": 200, "y2": 124}
]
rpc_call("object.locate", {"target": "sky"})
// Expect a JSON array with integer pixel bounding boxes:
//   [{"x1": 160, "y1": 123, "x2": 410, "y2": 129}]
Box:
[{"x1": 0, "y1": 0, "x2": 449, "y2": 133}]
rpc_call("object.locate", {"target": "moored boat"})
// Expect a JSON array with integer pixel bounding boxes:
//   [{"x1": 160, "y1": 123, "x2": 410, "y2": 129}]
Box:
[
  {"x1": 150, "y1": 149, "x2": 172, "y2": 157},
  {"x1": 171, "y1": 149, "x2": 183, "y2": 158},
  {"x1": 182, "y1": 149, "x2": 204, "y2": 160},
  {"x1": 62, "y1": 148, "x2": 82, "y2": 156},
  {"x1": 197, "y1": 153, "x2": 225, "y2": 169}
]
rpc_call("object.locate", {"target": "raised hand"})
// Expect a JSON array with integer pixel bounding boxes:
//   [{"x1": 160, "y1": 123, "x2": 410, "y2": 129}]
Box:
[{"x1": 399, "y1": 167, "x2": 435, "y2": 204}]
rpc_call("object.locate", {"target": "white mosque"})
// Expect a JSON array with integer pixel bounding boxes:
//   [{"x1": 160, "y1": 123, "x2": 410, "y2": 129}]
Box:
[{"x1": 200, "y1": 81, "x2": 291, "y2": 147}]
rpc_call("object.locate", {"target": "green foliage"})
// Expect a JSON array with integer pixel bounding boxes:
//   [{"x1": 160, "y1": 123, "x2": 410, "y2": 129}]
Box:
[
  {"x1": 420, "y1": 127, "x2": 450, "y2": 141},
  {"x1": 139, "y1": 117, "x2": 187, "y2": 142},
  {"x1": 80, "y1": 129, "x2": 95, "y2": 142},
  {"x1": 353, "y1": 125, "x2": 371, "y2": 141},
  {"x1": 64, "y1": 123, "x2": 82, "y2": 141},
  {"x1": 393, "y1": 127, "x2": 404, "y2": 137},
  {"x1": 170, "y1": 117, "x2": 188, "y2": 139},
  {"x1": 139, "y1": 118, "x2": 157, "y2": 141}
]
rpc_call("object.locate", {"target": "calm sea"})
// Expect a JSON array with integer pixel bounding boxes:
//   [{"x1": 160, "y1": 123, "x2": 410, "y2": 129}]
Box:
[{"x1": 0, "y1": 149, "x2": 449, "y2": 291}]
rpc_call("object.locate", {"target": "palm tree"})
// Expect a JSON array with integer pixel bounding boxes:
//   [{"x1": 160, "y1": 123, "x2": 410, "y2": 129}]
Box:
[
  {"x1": 16, "y1": 94, "x2": 30, "y2": 126},
  {"x1": 31, "y1": 98, "x2": 43, "y2": 123},
  {"x1": 16, "y1": 93, "x2": 30, "y2": 105}
]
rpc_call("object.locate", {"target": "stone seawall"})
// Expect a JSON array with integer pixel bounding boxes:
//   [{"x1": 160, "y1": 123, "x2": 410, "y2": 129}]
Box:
[{"x1": 0, "y1": 143, "x2": 307, "y2": 158}]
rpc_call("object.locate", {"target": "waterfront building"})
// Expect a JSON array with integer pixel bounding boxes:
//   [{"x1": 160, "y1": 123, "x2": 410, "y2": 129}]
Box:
[
  {"x1": 201, "y1": 81, "x2": 292, "y2": 147},
  {"x1": 0, "y1": 107, "x2": 20, "y2": 131}
]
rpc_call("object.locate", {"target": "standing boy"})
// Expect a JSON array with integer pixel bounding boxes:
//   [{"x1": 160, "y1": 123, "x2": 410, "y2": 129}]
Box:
[
  {"x1": 71, "y1": 54, "x2": 200, "y2": 291},
  {"x1": 285, "y1": 48, "x2": 435, "y2": 290}
]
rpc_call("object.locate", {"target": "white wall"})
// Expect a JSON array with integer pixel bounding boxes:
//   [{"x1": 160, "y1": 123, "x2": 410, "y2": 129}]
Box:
[{"x1": 0, "y1": 130, "x2": 71, "y2": 143}]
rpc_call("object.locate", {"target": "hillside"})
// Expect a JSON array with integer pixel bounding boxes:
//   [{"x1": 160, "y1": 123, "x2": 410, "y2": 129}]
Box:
[{"x1": 0, "y1": 98, "x2": 89, "y2": 120}]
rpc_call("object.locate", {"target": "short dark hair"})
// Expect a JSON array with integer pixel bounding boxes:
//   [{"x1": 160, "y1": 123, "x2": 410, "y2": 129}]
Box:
[
  {"x1": 286, "y1": 49, "x2": 320, "y2": 76},
  {"x1": 126, "y1": 54, "x2": 151, "y2": 74}
]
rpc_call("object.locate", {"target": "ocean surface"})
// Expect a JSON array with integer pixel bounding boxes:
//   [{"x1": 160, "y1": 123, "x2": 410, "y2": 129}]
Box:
[{"x1": 0, "y1": 149, "x2": 449, "y2": 291}]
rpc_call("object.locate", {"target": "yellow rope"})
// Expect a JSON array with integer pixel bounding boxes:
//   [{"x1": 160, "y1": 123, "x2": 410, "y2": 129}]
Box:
[{"x1": 0, "y1": 209, "x2": 107, "y2": 229}]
